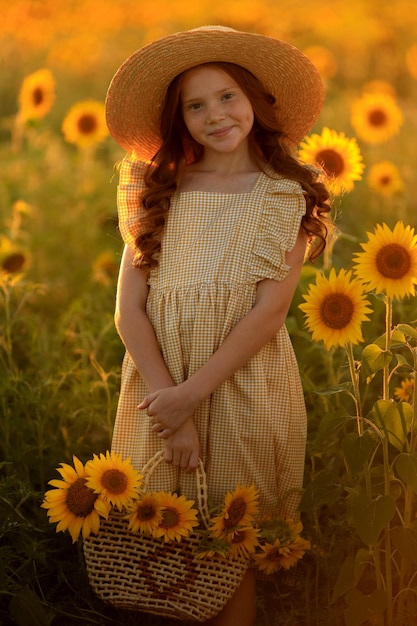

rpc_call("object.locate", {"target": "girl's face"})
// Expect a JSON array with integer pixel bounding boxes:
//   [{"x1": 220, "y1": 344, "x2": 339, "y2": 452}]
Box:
[{"x1": 180, "y1": 65, "x2": 254, "y2": 159}]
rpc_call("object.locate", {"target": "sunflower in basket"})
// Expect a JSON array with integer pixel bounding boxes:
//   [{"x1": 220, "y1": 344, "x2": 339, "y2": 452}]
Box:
[
  {"x1": 253, "y1": 518, "x2": 311, "y2": 575},
  {"x1": 42, "y1": 451, "x2": 142, "y2": 542}
]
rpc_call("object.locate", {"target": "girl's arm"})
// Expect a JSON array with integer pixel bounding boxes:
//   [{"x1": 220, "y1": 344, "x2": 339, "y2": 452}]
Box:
[
  {"x1": 140, "y1": 230, "x2": 308, "y2": 437},
  {"x1": 115, "y1": 245, "x2": 200, "y2": 470}
]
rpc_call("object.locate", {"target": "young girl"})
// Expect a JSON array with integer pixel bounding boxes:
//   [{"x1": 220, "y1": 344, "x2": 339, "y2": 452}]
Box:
[{"x1": 106, "y1": 25, "x2": 330, "y2": 626}]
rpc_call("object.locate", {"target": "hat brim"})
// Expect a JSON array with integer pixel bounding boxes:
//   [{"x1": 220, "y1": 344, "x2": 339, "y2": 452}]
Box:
[{"x1": 105, "y1": 26, "x2": 324, "y2": 159}]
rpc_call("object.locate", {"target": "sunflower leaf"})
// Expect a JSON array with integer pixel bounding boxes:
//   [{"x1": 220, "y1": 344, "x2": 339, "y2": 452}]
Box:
[
  {"x1": 342, "y1": 432, "x2": 376, "y2": 475},
  {"x1": 391, "y1": 525, "x2": 417, "y2": 565},
  {"x1": 395, "y1": 323, "x2": 417, "y2": 339},
  {"x1": 395, "y1": 452, "x2": 417, "y2": 493},
  {"x1": 369, "y1": 399, "x2": 413, "y2": 450},
  {"x1": 350, "y1": 493, "x2": 396, "y2": 545},
  {"x1": 360, "y1": 344, "x2": 393, "y2": 379}
]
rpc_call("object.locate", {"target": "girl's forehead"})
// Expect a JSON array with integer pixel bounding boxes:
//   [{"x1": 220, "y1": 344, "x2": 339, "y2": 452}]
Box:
[{"x1": 180, "y1": 65, "x2": 238, "y2": 92}]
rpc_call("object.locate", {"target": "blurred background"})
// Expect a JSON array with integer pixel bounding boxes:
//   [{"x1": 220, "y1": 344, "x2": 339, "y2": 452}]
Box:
[{"x1": 1, "y1": 1, "x2": 417, "y2": 625}]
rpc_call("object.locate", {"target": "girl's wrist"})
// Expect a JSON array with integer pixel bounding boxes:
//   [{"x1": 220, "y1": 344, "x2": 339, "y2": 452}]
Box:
[{"x1": 179, "y1": 377, "x2": 206, "y2": 412}]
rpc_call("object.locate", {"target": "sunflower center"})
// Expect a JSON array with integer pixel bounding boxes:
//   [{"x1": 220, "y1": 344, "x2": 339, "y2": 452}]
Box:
[
  {"x1": 160, "y1": 507, "x2": 180, "y2": 529},
  {"x1": 380, "y1": 175, "x2": 391, "y2": 187},
  {"x1": 316, "y1": 148, "x2": 345, "y2": 176},
  {"x1": 225, "y1": 497, "x2": 247, "y2": 528},
  {"x1": 232, "y1": 530, "x2": 246, "y2": 545},
  {"x1": 137, "y1": 503, "x2": 157, "y2": 521},
  {"x1": 320, "y1": 293, "x2": 354, "y2": 329},
  {"x1": 78, "y1": 114, "x2": 98, "y2": 135},
  {"x1": 369, "y1": 109, "x2": 387, "y2": 127},
  {"x1": 266, "y1": 547, "x2": 281, "y2": 562},
  {"x1": 101, "y1": 469, "x2": 128, "y2": 494},
  {"x1": 2, "y1": 253, "x2": 26, "y2": 273},
  {"x1": 66, "y1": 477, "x2": 97, "y2": 517},
  {"x1": 375, "y1": 243, "x2": 411, "y2": 279},
  {"x1": 33, "y1": 87, "x2": 44, "y2": 106}
]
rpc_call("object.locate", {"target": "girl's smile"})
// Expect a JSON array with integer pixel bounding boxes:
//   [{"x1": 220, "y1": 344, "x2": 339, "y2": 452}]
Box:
[{"x1": 180, "y1": 65, "x2": 254, "y2": 160}]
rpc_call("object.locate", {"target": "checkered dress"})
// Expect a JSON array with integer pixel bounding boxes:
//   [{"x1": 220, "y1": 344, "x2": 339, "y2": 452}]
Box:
[{"x1": 112, "y1": 159, "x2": 307, "y2": 519}]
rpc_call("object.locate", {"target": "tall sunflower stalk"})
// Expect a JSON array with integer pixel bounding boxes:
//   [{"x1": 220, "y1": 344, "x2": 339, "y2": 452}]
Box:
[{"x1": 300, "y1": 221, "x2": 417, "y2": 625}]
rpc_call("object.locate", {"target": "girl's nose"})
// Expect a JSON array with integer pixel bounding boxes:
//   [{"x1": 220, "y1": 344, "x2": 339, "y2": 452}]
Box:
[{"x1": 207, "y1": 103, "x2": 225, "y2": 123}]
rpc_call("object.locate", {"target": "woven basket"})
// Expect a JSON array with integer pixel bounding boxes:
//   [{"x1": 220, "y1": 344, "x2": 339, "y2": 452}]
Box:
[{"x1": 83, "y1": 451, "x2": 248, "y2": 622}]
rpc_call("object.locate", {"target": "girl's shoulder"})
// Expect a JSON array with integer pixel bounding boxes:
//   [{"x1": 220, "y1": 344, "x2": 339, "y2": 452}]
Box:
[{"x1": 118, "y1": 157, "x2": 149, "y2": 186}]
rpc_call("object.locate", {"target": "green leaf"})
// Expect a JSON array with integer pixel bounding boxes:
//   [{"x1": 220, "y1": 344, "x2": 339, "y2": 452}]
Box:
[
  {"x1": 315, "y1": 407, "x2": 350, "y2": 445},
  {"x1": 396, "y1": 324, "x2": 417, "y2": 339},
  {"x1": 342, "y1": 432, "x2": 376, "y2": 475},
  {"x1": 314, "y1": 382, "x2": 352, "y2": 396},
  {"x1": 395, "y1": 453, "x2": 417, "y2": 493},
  {"x1": 369, "y1": 399, "x2": 413, "y2": 451},
  {"x1": 9, "y1": 587, "x2": 52, "y2": 626},
  {"x1": 299, "y1": 471, "x2": 342, "y2": 511},
  {"x1": 350, "y1": 493, "x2": 396, "y2": 545},
  {"x1": 360, "y1": 344, "x2": 392, "y2": 379},
  {"x1": 331, "y1": 556, "x2": 355, "y2": 603},
  {"x1": 344, "y1": 588, "x2": 387, "y2": 626},
  {"x1": 391, "y1": 525, "x2": 417, "y2": 565}
]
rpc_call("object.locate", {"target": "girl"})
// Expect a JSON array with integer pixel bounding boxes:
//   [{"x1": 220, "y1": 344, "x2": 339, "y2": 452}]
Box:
[{"x1": 106, "y1": 26, "x2": 330, "y2": 626}]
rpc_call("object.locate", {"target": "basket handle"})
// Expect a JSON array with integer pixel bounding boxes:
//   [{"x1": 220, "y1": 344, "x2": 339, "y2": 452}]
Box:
[{"x1": 140, "y1": 450, "x2": 211, "y2": 528}]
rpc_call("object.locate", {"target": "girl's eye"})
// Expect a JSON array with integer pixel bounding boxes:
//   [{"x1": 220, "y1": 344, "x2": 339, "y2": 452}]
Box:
[
  {"x1": 222, "y1": 92, "x2": 234, "y2": 101},
  {"x1": 189, "y1": 103, "x2": 202, "y2": 111}
]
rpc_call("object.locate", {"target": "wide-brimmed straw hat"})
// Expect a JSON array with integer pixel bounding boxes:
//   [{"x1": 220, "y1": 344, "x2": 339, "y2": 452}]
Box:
[{"x1": 106, "y1": 25, "x2": 324, "y2": 159}]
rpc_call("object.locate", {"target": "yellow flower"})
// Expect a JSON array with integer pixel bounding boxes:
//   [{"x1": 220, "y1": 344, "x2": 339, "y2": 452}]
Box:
[
  {"x1": 367, "y1": 161, "x2": 403, "y2": 197},
  {"x1": 298, "y1": 127, "x2": 364, "y2": 195},
  {"x1": 278, "y1": 536, "x2": 311, "y2": 570},
  {"x1": 303, "y1": 45, "x2": 338, "y2": 80},
  {"x1": 394, "y1": 377, "x2": 414, "y2": 403},
  {"x1": 210, "y1": 485, "x2": 260, "y2": 538},
  {"x1": 254, "y1": 539, "x2": 283, "y2": 575},
  {"x1": 0, "y1": 236, "x2": 30, "y2": 276},
  {"x1": 85, "y1": 451, "x2": 143, "y2": 511},
  {"x1": 62, "y1": 100, "x2": 109, "y2": 148},
  {"x1": 42, "y1": 456, "x2": 110, "y2": 543},
  {"x1": 228, "y1": 526, "x2": 261, "y2": 558},
  {"x1": 406, "y1": 45, "x2": 417, "y2": 81},
  {"x1": 350, "y1": 93, "x2": 403, "y2": 144},
  {"x1": 18, "y1": 68, "x2": 55, "y2": 122},
  {"x1": 153, "y1": 492, "x2": 199, "y2": 542},
  {"x1": 299, "y1": 268, "x2": 372, "y2": 349},
  {"x1": 353, "y1": 222, "x2": 417, "y2": 300},
  {"x1": 125, "y1": 492, "x2": 163, "y2": 534},
  {"x1": 92, "y1": 250, "x2": 119, "y2": 286}
]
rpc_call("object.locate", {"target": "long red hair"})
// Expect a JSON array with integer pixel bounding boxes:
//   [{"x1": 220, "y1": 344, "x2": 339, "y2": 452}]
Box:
[{"x1": 134, "y1": 62, "x2": 331, "y2": 271}]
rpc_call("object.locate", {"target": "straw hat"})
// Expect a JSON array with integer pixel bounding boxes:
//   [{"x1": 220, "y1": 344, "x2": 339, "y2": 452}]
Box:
[{"x1": 106, "y1": 25, "x2": 324, "y2": 159}]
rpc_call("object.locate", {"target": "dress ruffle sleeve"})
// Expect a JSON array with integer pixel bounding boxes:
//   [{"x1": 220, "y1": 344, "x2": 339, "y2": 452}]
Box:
[
  {"x1": 117, "y1": 158, "x2": 148, "y2": 248},
  {"x1": 249, "y1": 175, "x2": 307, "y2": 283}
]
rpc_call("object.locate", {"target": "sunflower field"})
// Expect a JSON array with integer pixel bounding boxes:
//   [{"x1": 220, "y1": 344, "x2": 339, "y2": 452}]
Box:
[{"x1": 1, "y1": 1, "x2": 417, "y2": 625}]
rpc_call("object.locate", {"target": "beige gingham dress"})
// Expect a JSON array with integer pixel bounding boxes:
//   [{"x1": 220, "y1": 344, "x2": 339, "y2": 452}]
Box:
[{"x1": 112, "y1": 159, "x2": 307, "y2": 519}]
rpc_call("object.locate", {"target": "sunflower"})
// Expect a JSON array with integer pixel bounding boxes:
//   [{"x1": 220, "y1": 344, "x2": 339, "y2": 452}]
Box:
[
  {"x1": 42, "y1": 456, "x2": 110, "y2": 542},
  {"x1": 298, "y1": 127, "x2": 364, "y2": 195},
  {"x1": 350, "y1": 93, "x2": 403, "y2": 144},
  {"x1": 353, "y1": 222, "x2": 417, "y2": 300},
  {"x1": 0, "y1": 236, "x2": 30, "y2": 276},
  {"x1": 153, "y1": 492, "x2": 199, "y2": 542},
  {"x1": 210, "y1": 485, "x2": 260, "y2": 539},
  {"x1": 303, "y1": 45, "x2": 338, "y2": 80},
  {"x1": 278, "y1": 536, "x2": 311, "y2": 570},
  {"x1": 62, "y1": 100, "x2": 109, "y2": 148},
  {"x1": 92, "y1": 250, "x2": 119, "y2": 286},
  {"x1": 406, "y1": 44, "x2": 417, "y2": 81},
  {"x1": 299, "y1": 268, "x2": 372, "y2": 349},
  {"x1": 125, "y1": 492, "x2": 163, "y2": 534},
  {"x1": 18, "y1": 68, "x2": 55, "y2": 122},
  {"x1": 253, "y1": 539, "x2": 283, "y2": 575},
  {"x1": 228, "y1": 526, "x2": 261, "y2": 558},
  {"x1": 367, "y1": 161, "x2": 403, "y2": 197},
  {"x1": 85, "y1": 451, "x2": 143, "y2": 511},
  {"x1": 394, "y1": 377, "x2": 414, "y2": 403}
]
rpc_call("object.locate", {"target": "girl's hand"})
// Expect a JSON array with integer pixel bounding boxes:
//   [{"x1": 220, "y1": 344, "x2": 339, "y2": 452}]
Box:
[
  {"x1": 138, "y1": 384, "x2": 198, "y2": 438},
  {"x1": 163, "y1": 419, "x2": 200, "y2": 471}
]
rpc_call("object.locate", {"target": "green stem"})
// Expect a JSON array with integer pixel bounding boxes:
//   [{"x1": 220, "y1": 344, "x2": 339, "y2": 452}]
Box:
[
  {"x1": 383, "y1": 296, "x2": 392, "y2": 401},
  {"x1": 382, "y1": 295, "x2": 393, "y2": 623},
  {"x1": 345, "y1": 341, "x2": 362, "y2": 435}
]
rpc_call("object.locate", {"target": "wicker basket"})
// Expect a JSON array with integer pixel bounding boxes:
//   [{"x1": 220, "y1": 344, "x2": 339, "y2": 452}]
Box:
[{"x1": 83, "y1": 451, "x2": 248, "y2": 622}]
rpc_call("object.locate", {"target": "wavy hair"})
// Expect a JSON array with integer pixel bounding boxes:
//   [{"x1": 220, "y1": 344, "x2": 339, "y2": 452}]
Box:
[{"x1": 134, "y1": 62, "x2": 331, "y2": 271}]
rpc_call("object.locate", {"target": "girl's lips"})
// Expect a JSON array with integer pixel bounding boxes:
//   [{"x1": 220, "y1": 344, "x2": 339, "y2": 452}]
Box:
[{"x1": 210, "y1": 126, "x2": 233, "y2": 137}]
